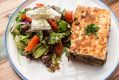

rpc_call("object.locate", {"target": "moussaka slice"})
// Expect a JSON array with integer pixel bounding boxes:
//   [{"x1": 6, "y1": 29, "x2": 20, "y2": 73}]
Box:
[{"x1": 69, "y1": 6, "x2": 111, "y2": 65}]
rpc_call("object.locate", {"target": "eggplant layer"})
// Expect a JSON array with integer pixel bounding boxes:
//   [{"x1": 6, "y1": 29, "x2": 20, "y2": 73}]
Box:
[{"x1": 68, "y1": 52, "x2": 107, "y2": 65}]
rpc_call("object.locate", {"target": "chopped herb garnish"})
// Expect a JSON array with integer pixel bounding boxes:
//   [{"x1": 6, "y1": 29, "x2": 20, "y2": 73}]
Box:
[{"x1": 85, "y1": 24, "x2": 100, "y2": 38}]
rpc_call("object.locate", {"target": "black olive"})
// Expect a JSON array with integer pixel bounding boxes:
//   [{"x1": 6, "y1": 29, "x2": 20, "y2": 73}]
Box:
[
  {"x1": 41, "y1": 55, "x2": 51, "y2": 63},
  {"x1": 20, "y1": 25, "x2": 30, "y2": 32},
  {"x1": 46, "y1": 61, "x2": 52, "y2": 68},
  {"x1": 43, "y1": 30, "x2": 52, "y2": 37}
]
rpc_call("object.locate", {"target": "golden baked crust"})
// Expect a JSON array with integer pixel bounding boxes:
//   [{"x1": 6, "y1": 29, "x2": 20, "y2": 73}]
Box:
[{"x1": 69, "y1": 5, "x2": 111, "y2": 61}]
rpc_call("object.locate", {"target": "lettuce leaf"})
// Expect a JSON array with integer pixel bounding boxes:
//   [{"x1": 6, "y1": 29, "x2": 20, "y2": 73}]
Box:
[
  {"x1": 19, "y1": 35, "x2": 29, "y2": 45},
  {"x1": 14, "y1": 35, "x2": 26, "y2": 50},
  {"x1": 48, "y1": 31, "x2": 70, "y2": 44},
  {"x1": 33, "y1": 43, "x2": 49, "y2": 58},
  {"x1": 57, "y1": 20, "x2": 68, "y2": 32}
]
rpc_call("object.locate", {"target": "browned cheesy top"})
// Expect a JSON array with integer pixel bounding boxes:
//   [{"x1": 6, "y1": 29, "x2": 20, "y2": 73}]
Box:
[{"x1": 70, "y1": 6, "x2": 111, "y2": 60}]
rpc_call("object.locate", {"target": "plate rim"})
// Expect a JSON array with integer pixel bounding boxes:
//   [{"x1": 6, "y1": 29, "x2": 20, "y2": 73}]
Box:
[
  {"x1": 5, "y1": 0, "x2": 119, "y2": 80},
  {"x1": 5, "y1": 1, "x2": 28, "y2": 80}
]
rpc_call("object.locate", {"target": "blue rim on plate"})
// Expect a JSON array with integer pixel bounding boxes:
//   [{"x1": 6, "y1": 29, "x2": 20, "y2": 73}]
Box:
[
  {"x1": 5, "y1": 0, "x2": 119, "y2": 80},
  {"x1": 5, "y1": 1, "x2": 28, "y2": 80}
]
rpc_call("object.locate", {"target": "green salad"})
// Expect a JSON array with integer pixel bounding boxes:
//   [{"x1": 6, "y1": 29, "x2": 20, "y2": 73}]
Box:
[{"x1": 11, "y1": 3, "x2": 73, "y2": 72}]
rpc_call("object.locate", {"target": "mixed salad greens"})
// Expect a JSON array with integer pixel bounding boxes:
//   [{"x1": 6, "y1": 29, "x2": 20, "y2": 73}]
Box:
[{"x1": 11, "y1": 3, "x2": 73, "y2": 72}]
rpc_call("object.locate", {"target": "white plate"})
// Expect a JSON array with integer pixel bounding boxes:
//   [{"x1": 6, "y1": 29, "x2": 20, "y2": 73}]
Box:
[{"x1": 5, "y1": 0, "x2": 119, "y2": 80}]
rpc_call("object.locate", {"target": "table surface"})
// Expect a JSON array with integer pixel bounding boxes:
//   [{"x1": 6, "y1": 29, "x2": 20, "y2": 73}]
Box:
[{"x1": 0, "y1": 0, "x2": 119, "y2": 80}]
